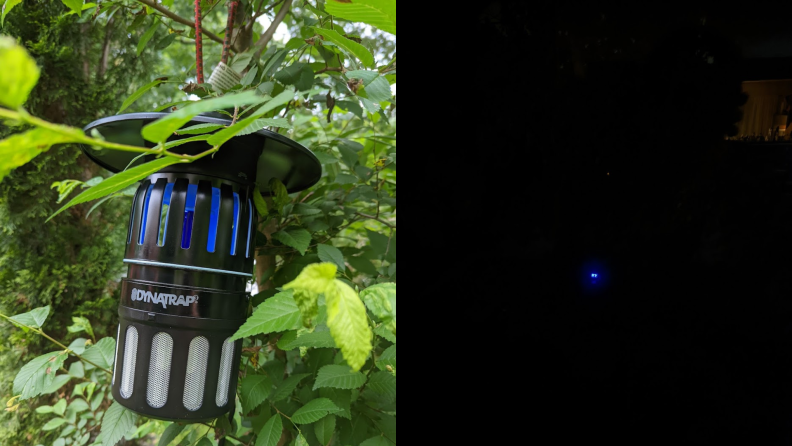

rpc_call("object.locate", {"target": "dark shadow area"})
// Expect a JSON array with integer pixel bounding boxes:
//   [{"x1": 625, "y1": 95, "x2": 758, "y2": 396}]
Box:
[{"x1": 467, "y1": 4, "x2": 792, "y2": 444}]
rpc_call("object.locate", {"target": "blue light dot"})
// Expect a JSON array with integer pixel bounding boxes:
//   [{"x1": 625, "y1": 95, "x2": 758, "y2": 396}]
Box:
[{"x1": 591, "y1": 273, "x2": 598, "y2": 278}]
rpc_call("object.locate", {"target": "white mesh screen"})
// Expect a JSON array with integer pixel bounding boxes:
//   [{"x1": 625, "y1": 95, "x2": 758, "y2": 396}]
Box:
[
  {"x1": 120, "y1": 326, "x2": 138, "y2": 399},
  {"x1": 112, "y1": 324, "x2": 120, "y2": 386},
  {"x1": 215, "y1": 338, "x2": 235, "y2": 407},
  {"x1": 146, "y1": 332, "x2": 174, "y2": 408},
  {"x1": 183, "y1": 336, "x2": 209, "y2": 411}
]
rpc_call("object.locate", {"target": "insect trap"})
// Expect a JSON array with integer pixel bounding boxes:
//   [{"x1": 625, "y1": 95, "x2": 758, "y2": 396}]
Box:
[{"x1": 80, "y1": 112, "x2": 321, "y2": 422}]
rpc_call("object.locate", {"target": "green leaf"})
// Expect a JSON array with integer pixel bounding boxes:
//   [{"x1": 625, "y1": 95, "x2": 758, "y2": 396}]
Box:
[
  {"x1": 269, "y1": 178, "x2": 290, "y2": 210},
  {"x1": 66, "y1": 398, "x2": 89, "y2": 414},
  {"x1": 359, "y1": 283, "x2": 395, "y2": 334},
  {"x1": 255, "y1": 413, "x2": 282, "y2": 446},
  {"x1": 359, "y1": 435, "x2": 392, "y2": 446},
  {"x1": 312, "y1": 27, "x2": 375, "y2": 67},
  {"x1": 1, "y1": 0, "x2": 22, "y2": 26},
  {"x1": 68, "y1": 361, "x2": 84, "y2": 378},
  {"x1": 344, "y1": 70, "x2": 380, "y2": 86},
  {"x1": 41, "y1": 417, "x2": 67, "y2": 431},
  {"x1": 373, "y1": 324, "x2": 395, "y2": 343},
  {"x1": 0, "y1": 36, "x2": 39, "y2": 108},
  {"x1": 61, "y1": 0, "x2": 83, "y2": 14},
  {"x1": 137, "y1": 20, "x2": 159, "y2": 56},
  {"x1": 52, "y1": 398, "x2": 67, "y2": 416},
  {"x1": 231, "y1": 290, "x2": 301, "y2": 340},
  {"x1": 253, "y1": 188, "x2": 269, "y2": 218},
  {"x1": 81, "y1": 337, "x2": 115, "y2": 370},
  {"x1": 376, "y1": 344, "x2": 395, "y2": 371},
  {"x1": 325, "y1": 280, "x2": 372, "y2": 371},
  {"x1": 157, "y1": 423, "x2": 185, "y2": 446},
  {"x1": 269, "y1": 373, "x2": 310, "y2": 402},
  {"x1": 13, "y1": 351, "x2": 67, "y2": 399},
  {"x1": 155, "y1": 33, "x2": 176, "y2": 51},
  {"x1": 237, "y1": 118, "x2": 293, "y2": 137},
  {"x1": 317, "y1": 244, "x2": 345, "y2": 272},
  {"x1": 241, "y1": 374, "x2": 273, "y2": 414},
  {"x1": 66, "y1": 316, "x2": 94, "y2": 339},
  {"x1": 41, "y1": 374, "x2": 71, "y2": 394},
  {"x1": 334, "y1": 173, "x2": 358, "y2": 185},
  {"x1": 284, "y1": 263, "x2": 336, "y2": 327},
  {"x1": 361, "y1": 76, "x2": 391, "y2": 103},
  {"x1": 48, "y1": 157, "x2": 182, "y2": 222},
  {"x1": 313, "y1": 365, "x2": 366, "y2": 390},
  {"x1": 35, "y1": 405, "x2": 53, "y2": 414},
  {"x1": 0, "y1": 128, "x2": 75, "y2": 185},
  {"x1": 241, "y1": 65, "x2": 259, "y2": 86},
  {"x1": 278, "y1": 329, "x2": 336, "y2": 350},
  {"x1": 68, "y1": 338, "x2": 88, "y2": 355},
  {"x1": 272, "y1": 227, "x2": 312, "y2": 255},
  {"x1": 291, "y1": 398, "x2": 340, "y2": 424},
  {"x1": 318, "y1": 388, "x2": 351, "y2": 419},
  {"x1": 261, "y1": 49, "x2": 290, "y2": 79},
  {"x1": 173, "y1": 123, "x2": 225, "y2": 135},
  {"x1": 95, "y1": 402, "x2": 138, "y2": 446},
  {"x1": 324, "y1": 0, "x2": 396, "y2": 35},
  {"x1": 274, "y1": 63, "x2": 315, "y2": 91},
  {"x1": 141, "y1": 91, "x2": 263, "y2": 142},
  {"x1": 9, "y1": 305, "x2": 50, "y2": 329},
  {"x1": 314, "y1": 414, "x2": 336, "y2": 445},
  {"x1": 118, "y1": 79, "x2": 164, "y2": 113},
  {"x1": 205, "y1": 89, "x2": 295, "y2": 146},
  {"x1": 365, "y1": 371, "x2": 396, "y2": 400}
]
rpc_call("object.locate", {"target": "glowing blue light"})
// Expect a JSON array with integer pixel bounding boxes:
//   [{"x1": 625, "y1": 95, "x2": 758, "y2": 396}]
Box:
[{"x1": 591, "y1": 273, "x2": 598, "y2": 278}]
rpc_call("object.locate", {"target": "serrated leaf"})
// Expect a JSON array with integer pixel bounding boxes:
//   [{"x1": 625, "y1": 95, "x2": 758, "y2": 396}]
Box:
[
  {"x1": 269, "y1": 373, "x2": 310, "y2": 402},
  {"x1": 1, "y1": 0, "x2": 22, "y2": 26},
  {"x1": 325, "y1": 280, "x2": 372, "y2": 371},
  {"x1": 359, "y1": 435, "x2": 392, "y2": 446},
  {"x1": 205, "y1": 89, "x2": 295, "y2": 146},
  {"x1": 318, "y1": 388, "x2": 351, "y2": 419},
  {"x1": 313, "y1": 365, "x2": 366, "y2": 390},
  {"x1": 291, "y1": 398, "x2": 340, "y2": 424},
  {"x1": 9, "y1": 305, "x2": 50, "y2": 329},
  {"x1": 253, "y1": 188, "x2": 269, "y2": 218},
  {"x1": 269, "y1": 178, "x2": 290, "y2": 210},
  {"x1": 118, "y1": 78, "x2": 164, "y2": 113},
  {"x1": 173, "y1": 123, "x2": 225, "y2": 135},
  {"x1": 272, "y1": 227, "x2": 312, "y2": 255},
  {"x1": 66, "y1": 316, "x2": 94, "y2": 339},
  {"x1": 344, "y1": 70, "x2": 380, "y2": 86},
  {"x1": 366, "y1": 371, "x2": 396, "y2": 400},
  {"x1": 13, "y1": 351, "x2": 67, "y2": 399},
  {"x1": 41, "y1": 374, "x2": 71, "y2": 394},
  {"x1": 317, "y1": 244, "x2": 345, "y2": 272},
  {"x1": 312, "y1": 27, "x2": 375, "y2": 67},
  {"x1": 325, "y1": 0, "x2": 396, "y2": 35},
  {"x1": 41, "y1": 417, "x2": 66, "y2": 431},
  {"x1": 236, "y1": 118, "x2": 293, "y2": 138},
  {"x1": 376, "y1": 344, "x2": 396, "y2": 372},
  {"x1": 361, "y1": 76, "x2": 391, "y2": 103},
  {"x1": 137, "y1": 20, "x2": 159, "y2": 56},
  {"x1": 0, "y1": 128, "x2": 75, "y2": 185},
  {"x1": 231, "y1": 290, "x2": 301, "y2": 340},
  {"x1": 278, "y1": 329, "x2": 336, "y2": 350},
  {"x1": 48, "y1": 157, "x2": 182, "y2": 221},
  {"x1": 241, "y1": 375, "x2": 273, "y2": 414},
  {"x1": 359, "y1": 283, "x2": 395, "y2": 334},
  {"x1": 141, "y1": 90, "x2": 264, "y2": 142},
  {"x1": 95, "y1": 402, "x2": 138, "y2": 446},
  {"x1": 261, "y1": 48, "x2": 289, "y2": 79},
  {"x1": 157, "y1": 423, "x2": 185, "y2": 446},
  {"x1": 255, "y1": 413, "x2": 282, "y2": 446},
  {"x1": 314, "y1": 413, "x2": 336, "y2": 445},
  {"x1": 81, "y1": 337, "x2": 115, "y2": 370},
  {"x1": 284, "y1": 263, "x2": 336, "y2": 327}
]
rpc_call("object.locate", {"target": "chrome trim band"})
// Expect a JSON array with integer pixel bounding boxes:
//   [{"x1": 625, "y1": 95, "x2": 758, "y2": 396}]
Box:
[{"x1": 123, "y1": 259, "x2": 253, "y2": 277}]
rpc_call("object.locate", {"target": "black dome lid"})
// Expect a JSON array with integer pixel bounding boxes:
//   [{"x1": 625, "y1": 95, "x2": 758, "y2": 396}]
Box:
[{"x1": 80, "y1": 112, "x2": 322, "y2": 194}]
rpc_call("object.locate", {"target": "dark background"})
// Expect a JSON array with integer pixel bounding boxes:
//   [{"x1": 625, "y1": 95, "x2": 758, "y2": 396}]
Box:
[{"x1": 459, "y1": 4, "x2": 792, "y2": 444}]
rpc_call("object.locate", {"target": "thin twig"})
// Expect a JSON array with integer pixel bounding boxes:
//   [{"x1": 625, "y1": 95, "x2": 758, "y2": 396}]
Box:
[
  {"x1": 355, "y1": 212, "x2": 395, "y2": 229},
  {"x1": 249, "y1": 0, "x2": 294, "y2": 66},
  {"x1": 0, "y1": 313, "x2": 112, "y2": 375},
  {"x1": 134, "y1": 0, "x2": 238, "y2": 52}
]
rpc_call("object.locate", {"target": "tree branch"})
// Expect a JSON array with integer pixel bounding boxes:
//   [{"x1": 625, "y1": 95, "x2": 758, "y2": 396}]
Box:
[
  {"x1": 135, "y1": 0, "x2": 240, "y2": 53},
  {"x1": 249, "y1": 0, "x2": 293, "y2": 66}
]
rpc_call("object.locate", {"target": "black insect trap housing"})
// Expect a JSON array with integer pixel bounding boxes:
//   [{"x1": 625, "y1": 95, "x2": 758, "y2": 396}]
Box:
[{"x1": 80, "y1": 113, "x2": 321, "y2": 422}]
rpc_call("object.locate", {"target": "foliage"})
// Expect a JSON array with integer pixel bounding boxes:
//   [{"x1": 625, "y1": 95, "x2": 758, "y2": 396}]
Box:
[{"x1": 0, "y1": 0, "x2": 395, "y2": 445}]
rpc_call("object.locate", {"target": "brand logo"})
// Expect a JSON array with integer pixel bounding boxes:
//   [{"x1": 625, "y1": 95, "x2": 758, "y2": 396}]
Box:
[{"x1": 130, "y1": 288, "x2": 198, "y2": 309}]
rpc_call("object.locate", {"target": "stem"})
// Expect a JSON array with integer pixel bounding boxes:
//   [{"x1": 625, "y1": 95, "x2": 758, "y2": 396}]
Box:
[
  {"x1": 355, "y1": 212, "x2": 395, "y2": 229},
  {"x1": 194, "y1": 0, "x2": 204, "y2": 84},
  {"x1": 249, "y1": 0, "x2": 294, "y2": 65},
  {"x1": 134, "y1": 0, "x2": 236, "y2": 52},
  {"x1": 0, "y1": 313, "x2": 112, "y2": 375},
  {"x1": 221, "y1": 1, "x2": 240, "y2": 65},
  {"x1": 199, "y1": 422, "x2": 246, "y2": 444}
]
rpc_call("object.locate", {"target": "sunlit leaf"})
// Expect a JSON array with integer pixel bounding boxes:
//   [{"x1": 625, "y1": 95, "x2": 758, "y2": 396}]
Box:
[
  {"x1": 325, "y1": 0, "x2": 396, "y2": 35},
  {"x1": 0, "y1": 128, "x2": 74, "y2": 184},
  {"x1": 95, "y1": 401, "x2": 138, "y2": 446},
  {"x1": 1, "y1": 0, "x2": 23, "y2": 26},
  {"x1": 118, "y1": 78, "x2": 165, "y2": 113},
  {"x1": 13, "y1": 351, "x2": 68, "y2": 399},
  {"x1": 231, "y1": 290, "x2": 301, "y2": 340},
  {"x1": 311, "y1": 27, "x2": 375, "y2": 67}
]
